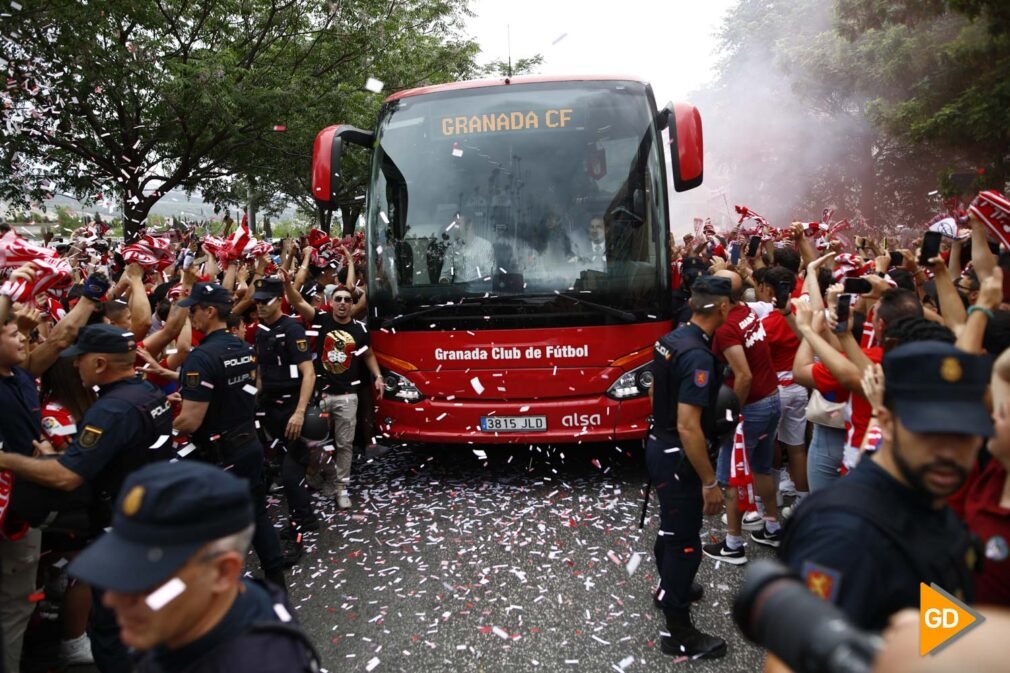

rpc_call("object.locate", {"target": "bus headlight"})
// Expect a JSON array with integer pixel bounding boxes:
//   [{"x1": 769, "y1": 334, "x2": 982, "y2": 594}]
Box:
[
  {"x1": 607, "y1": 363, "x2": 654, "y2": 400},
  {"x1": 383, "y1": 371, "x2": 423, "y2": 402}
]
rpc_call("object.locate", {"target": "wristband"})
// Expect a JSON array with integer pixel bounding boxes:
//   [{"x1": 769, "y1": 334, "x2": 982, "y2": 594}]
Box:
[
  {"x1": 702, "y1": 480, "x2": 719, "y2": 490},
  {"x1": 967, "y1": 305, "x2": 994, "y2": 320}
]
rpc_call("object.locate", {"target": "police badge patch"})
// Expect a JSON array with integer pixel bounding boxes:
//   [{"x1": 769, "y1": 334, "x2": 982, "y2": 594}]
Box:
[
  {"x1": 694, "y1": 370, "x2": 709, "y2": 387},
  {"x1": 79, "y1": 425, "x2": 104, "y2": 449},
  {"x1": 296, "y1": 339, "x2": 308, "y2": 352},
  {"x1": 184, "y1": 372, "x2": 200, "y2": 389}
]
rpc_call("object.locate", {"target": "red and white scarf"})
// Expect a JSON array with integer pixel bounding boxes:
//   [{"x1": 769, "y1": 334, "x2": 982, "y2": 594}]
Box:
[{"x1": 728, "y1": 416, "x2": 757, "y2": 513}]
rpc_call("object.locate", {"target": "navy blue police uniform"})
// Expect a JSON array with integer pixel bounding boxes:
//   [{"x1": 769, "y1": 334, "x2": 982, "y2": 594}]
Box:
[
  {"x1": 252, "y1": 278, "x2": 316, "y2": 529},
  {"x1": 780, "y1": 341, "x2": 989, "y2": 631},
  {"x1": 648, "y1": 321, "x2": 724, "y2": 614},
  {"x1": 58, "y1": 324, "x2": 176, "y2": 673},
  {"x1": 177, "y1": 284, "x2": 286, "y2": 580},
  {"x1": 68, "y1": 461, "x2": 320, "y2": 673}
]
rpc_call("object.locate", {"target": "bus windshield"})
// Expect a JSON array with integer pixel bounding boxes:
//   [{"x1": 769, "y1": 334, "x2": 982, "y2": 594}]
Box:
[{"x1": 366, "y1": 80, "x2": 671, "y2": 329}]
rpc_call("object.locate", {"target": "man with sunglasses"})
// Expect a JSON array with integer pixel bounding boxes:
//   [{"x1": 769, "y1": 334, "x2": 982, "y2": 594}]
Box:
[
  {"x1": 252, "y1": 277, "x2": 317, "y2": 542},
  {"x1": 283, "y1": 280, "x2": 383, "y2": 510},
  {"x1": 174, "y1": 283, "x2": 290, "y2": 588},
  {"x1": 68, "y1": 461, "x2": 320, "y2": 673}
]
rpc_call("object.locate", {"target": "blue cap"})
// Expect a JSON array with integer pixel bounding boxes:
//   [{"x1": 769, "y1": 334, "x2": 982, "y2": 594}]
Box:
[
  {"x1": 68, "y1": 461, "x2": 254, "y2": 593},
  {"x1": 61, "y1": 324, "x2": 137, "y2": 358},
  {"x1": 177, "y1": 282, "x2": 233, "y2": 307},
  {"x1": 882, "y1": 341, "x2": 993, "y2": 437},
  {"x1": 252, "y1": 277, "x2": 284, "y2": 301}
]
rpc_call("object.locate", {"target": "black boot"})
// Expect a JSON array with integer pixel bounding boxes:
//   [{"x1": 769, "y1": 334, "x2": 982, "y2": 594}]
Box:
[
  {"x1": 661, "y1": 610, "x2": 727, "y2": 659},
  {"x1": 653, "y1": 582, "x2": 704, "y2": 609}
]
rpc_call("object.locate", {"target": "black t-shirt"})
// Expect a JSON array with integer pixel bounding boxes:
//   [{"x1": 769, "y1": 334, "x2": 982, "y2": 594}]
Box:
[
  {"x1": 255, "y1": 315, "x2": 312, "y2": 394},
  {"x1": 179, "y1": 329, "x2": 258, "y2": 441},
  {"x1": 650, "y1": 323, "x2": 719, "y2": 445},
  {"x1": 312, "y1": 309, "x2": 370, "y2": 395}
]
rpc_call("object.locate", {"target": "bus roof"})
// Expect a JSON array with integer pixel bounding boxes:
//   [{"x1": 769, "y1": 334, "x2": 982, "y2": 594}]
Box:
[{"x1": 384, "y1": 74, "x2": 649, "y2": 103}]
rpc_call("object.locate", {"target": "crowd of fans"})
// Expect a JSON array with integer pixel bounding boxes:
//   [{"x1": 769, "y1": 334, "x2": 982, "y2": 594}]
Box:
[{"x1": 0, "y1": 186, "x2": 1008, "y2": 670}]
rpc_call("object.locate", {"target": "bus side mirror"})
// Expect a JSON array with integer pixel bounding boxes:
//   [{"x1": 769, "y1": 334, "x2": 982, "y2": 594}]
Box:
[
  {"x1": 311, "y1": 124, "x2": 375, "y2": 210},
  {"x1": 669, "y1": 103, "x2": 703, "y2": 193}
]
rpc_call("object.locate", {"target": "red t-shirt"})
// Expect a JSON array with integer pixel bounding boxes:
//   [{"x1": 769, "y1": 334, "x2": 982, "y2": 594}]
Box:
[
  {"x1": 949, "y1": 459, "x2": 1010, "y2": 607},
  {"x1": 811, "y1": 346, "x2": 883, "y2": 449},
  {"x1": 762, "y1": 310, "x2": 800, "y2": 384},
  {"x1": 714, "y1": 303, "x2": 778, "y2": 404}
]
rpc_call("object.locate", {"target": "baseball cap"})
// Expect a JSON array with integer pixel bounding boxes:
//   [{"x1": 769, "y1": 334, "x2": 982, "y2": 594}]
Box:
[
  {"x1": 882, "y1": 341, "x2": 993, "y2": 437},
  {"x1": 177, "y1": 282, "x2": 233, "y2": 308},
  {"x1": 252, "y1": 277, "x2": 284, "y2": 301},
  {"x1": 60, "y1": 324, "x2": 137, "y2": 358},
  {"x1": 692, "y1": 274, "x2": 732, "y2": 298},
  {"x1": 68, "y1": 461, "x2": 254, "y2": 593}
]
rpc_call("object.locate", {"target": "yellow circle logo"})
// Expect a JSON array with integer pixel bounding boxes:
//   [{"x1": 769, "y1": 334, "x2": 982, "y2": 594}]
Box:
[
  {"x1": 940, "y1": 357, "x2": 962, "y2": 383},
  {"x1": 122, "y1": 486, "x2": 145, "y2": 517}
]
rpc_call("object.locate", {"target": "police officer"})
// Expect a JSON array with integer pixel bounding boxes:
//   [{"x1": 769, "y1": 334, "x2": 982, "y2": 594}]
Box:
[
  {"x1": 647, "y1": 275, "x2": 733, "y2": 660},
  {"x1": 252, "y1": 277, "x2": 317, "y2": 538},
  {"x1": 0, "y1": 323, "x2": 175, "y2": 673},
  {"x1": 769, "y1": 341, "x2": 991, "y2": 672},
  {"x1": 68, "y1": 461, "x2": 321, "y2": 673},
  {"x1": 173, "y1": 283, "x2": 290, "y2": 588}
]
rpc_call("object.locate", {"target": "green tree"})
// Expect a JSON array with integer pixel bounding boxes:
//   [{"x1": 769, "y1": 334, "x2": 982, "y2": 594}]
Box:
[
  {"x1": 835, "y1": 0, "x2": 1010, "y2": 192},
  {"x1": 0, "y1": 0, "x2": 479, "y2": 241}
]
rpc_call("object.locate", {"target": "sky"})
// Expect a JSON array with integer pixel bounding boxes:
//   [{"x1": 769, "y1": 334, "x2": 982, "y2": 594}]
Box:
[{"x1": 465, "y1": 0, "x2": 737, "y2": 106}]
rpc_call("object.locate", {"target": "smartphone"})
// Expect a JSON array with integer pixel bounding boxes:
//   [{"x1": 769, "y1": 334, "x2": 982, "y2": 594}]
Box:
[
  {"x1": 833, "y1": 294, "x2": 852, "y2": 334},
  {"x1": 919, "y1": 231, "x2": 943, "y2": 267},
  {"x1": 843, "y1": 277, "x2": 873, "y2": 295},
  {"x1": 746, "y1": 235, "x2": 761, "y2": 258},
  {"x1": 730, "y1": 241, "x2": 741, "y2": 265},
  {"x1": 774, "y1": 281, "x2": 793, "y2": 310}
]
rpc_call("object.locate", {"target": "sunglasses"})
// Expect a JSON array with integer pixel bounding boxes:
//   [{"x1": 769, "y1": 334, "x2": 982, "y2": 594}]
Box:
[{"x1": 332, "y1": 296, "x2": 354, "y2": 304}]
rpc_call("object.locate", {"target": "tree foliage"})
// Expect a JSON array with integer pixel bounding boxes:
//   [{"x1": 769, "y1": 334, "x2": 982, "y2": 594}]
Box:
[{"x1": 0, "y1": 0, "x2": 480, "y2": 240}]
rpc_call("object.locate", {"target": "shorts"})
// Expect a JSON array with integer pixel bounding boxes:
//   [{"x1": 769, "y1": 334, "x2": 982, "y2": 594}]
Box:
[
  {"x1": 776, "y1": 384, "x2": 809, "y2": 446},
  {"x1": 717, "y1": 392, "x2": 781, "y2": 483}
]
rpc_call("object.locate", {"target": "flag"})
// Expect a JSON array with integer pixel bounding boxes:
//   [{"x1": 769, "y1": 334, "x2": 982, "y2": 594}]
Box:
[{"x1": 728, "y1": 415, "x2": 757, "y2": 513}]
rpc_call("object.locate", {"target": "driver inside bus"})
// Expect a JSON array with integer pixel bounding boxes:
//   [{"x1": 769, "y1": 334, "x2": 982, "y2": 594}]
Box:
[
  {"x1": 439, "y1": 213, "x2": 495, "y2": 284},
  {"x1": 571, "y1": 215, "x2": 606, "y2": 271}
]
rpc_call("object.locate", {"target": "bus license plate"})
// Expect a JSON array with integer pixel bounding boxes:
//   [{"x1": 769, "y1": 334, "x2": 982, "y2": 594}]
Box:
[{"x1": 480, "y1": 415, "x2": 547, "y2": 432}]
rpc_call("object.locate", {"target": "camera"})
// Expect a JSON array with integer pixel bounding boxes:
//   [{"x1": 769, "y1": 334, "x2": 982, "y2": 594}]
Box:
[{"x1": 733, "y1": 560, "x2": 882, "y2": 673}]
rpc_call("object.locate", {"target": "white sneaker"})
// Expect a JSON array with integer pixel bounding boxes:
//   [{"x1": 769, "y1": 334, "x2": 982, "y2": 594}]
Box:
[
  {"x1": 336, "y1": 492, "x2": 352, "y2": 509},
  {"x1": 60, "y1": 634, "x2": 94, "y2": 666},
  {"x1": 779, "y1": 471, "x2": 798, "y2": 497},
  {"x1": 720, "y1": 510, "x2": 764, "y2": 531}
]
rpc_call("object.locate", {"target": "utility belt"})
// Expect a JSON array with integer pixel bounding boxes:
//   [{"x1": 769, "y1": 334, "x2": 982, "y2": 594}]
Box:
[{"x1": 193, "y1": 423, "x2": 259, "y2": 465}]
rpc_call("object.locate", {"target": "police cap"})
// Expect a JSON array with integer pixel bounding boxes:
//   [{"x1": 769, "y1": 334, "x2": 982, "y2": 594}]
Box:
[
  {"x1": 882, "y1": 340, "x2": 993, "y2": 437},
  {"x1": 177, "y1": 282, "x2": 233, "y2": 307},
  {"x1": 60, "y1": 323, "x2": 137, "y2": 358},
  {"x1": 691, "y1": 274, "x2": 732, "y2": 298},
  {"x1": 68, "y1": 461, "x2": 254, "y2": 592},
  {"x1": 252, "y1": 277, "x2": 284, "y2": 301}
]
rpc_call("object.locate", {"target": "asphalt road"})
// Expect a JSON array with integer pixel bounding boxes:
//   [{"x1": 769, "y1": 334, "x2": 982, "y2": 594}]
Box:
[
  {"x1": 283, "y1": 443, "x2": 773, "y2": 673},
  {"x1": 25, "y1": 442, "x2": 775, "y2": 673}
]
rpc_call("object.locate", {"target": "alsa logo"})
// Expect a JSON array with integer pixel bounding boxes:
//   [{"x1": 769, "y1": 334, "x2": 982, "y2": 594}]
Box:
[{"x1": 562, "y1": 412, "x2": 602, "y2": 428}]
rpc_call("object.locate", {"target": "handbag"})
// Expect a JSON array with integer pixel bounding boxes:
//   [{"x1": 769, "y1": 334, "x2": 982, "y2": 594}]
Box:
[{"x1": 805, "y1": 389, "x2": 846, "y2": 429}]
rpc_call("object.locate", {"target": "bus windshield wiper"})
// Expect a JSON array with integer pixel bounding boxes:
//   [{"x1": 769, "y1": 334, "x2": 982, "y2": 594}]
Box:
[{"x1": 552, "y1": 291, "x2": 638, "y2": 323}]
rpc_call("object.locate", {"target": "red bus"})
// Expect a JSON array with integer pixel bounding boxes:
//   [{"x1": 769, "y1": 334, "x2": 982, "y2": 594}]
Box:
[{"x1": 312, "y1": 75, "x2": 703, "y2": 445}]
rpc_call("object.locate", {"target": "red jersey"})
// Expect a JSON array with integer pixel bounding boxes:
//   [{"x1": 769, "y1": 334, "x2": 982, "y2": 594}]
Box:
[
  {"x1": 714, "y1": 303, "x2": 778, "y2": 404},
  {"x1": 762, "y1": 310, "x2": 800, "y2": 385},
  {"x1": 949, "y1": 459, "x2": 1010, "y2": 607}
]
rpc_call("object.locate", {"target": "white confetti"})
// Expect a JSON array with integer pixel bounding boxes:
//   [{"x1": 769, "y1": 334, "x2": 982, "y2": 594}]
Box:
[
  {"x1": 626, "y1": 552, "x2": 642, "y2": 576},
  {"x1": 145, "y1": 577, "x2": 186, "y2": 611},
  {"x1": 470, "y1": 377, "x2": 484, "y2": 395},
  {"x1": 364, "y1": 77, "x2": 384, "y2": 93},
  {"x1": 242, "y1": 384, "x2": 258, "y2": 395}
]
